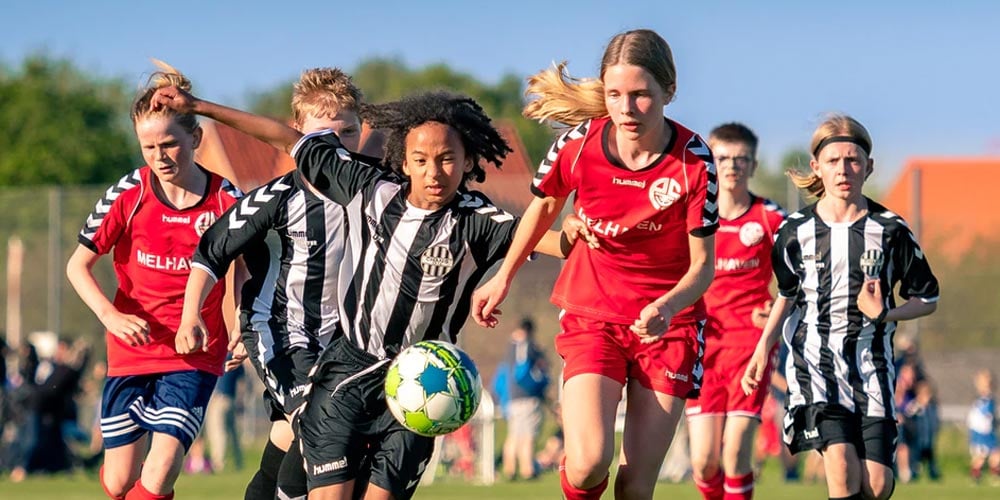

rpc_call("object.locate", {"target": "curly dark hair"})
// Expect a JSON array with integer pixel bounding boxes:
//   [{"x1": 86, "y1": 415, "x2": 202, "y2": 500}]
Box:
[{"x1": 361, "y1": 91, "x2": 512, "y2": 184}]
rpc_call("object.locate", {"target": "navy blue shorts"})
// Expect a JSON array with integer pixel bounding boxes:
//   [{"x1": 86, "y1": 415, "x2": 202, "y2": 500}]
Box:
[{"x1": 100, "y1": 370, "x2": 217, "y2": 451}]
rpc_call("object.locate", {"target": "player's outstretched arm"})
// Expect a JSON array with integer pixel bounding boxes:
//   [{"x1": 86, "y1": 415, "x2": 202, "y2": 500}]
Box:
[
  {"x1": 150, "y1": 86, "x2": 302, "y2": 154},
  {"x1": 472, "y1": 195, "x2": 566, "y2": 327},
  {"x1": 67, "y1": 245, "x2": 150, "y2": 347}
]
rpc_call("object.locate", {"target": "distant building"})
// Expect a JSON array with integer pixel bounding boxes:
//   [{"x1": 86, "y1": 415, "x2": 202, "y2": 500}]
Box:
[{"x1": 881, "y1": 157, "x2": 1000, "y2": 260}]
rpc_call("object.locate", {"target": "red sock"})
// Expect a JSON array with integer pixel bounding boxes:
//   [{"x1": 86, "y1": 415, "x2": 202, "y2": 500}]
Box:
[
  {"x1": 724, "y1": 473, "x2": 755, "y2": 500},
  {"x1": 559, "y1": 456, "x2": 609, "y2": 500},
  {"x1": 694, "y1": 470, "x2": 724, "y2": 500},
  {"x1": 99, "y1": 465, "x2": 127, "y2": 500},
  {"x1": 124, "y1": 479, "x2": 174, "y2": 500}
]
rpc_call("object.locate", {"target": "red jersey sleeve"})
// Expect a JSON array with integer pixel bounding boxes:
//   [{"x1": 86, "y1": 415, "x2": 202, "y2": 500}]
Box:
[
  {"x1": 78, "y1": 169, "x2": 143, "y2": 254},
  {"x1": 531, "y1": 121, "x2": 591, "y2": 199},
  {"x1": 681, "y1": 135, "x2": 718, "y2": 237}
]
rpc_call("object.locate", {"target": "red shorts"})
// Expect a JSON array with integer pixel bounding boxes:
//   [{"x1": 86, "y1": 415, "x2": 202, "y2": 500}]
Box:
[
  {"x1": 685, "y1": 343, "x2": 772, "y2": 418},
  {"x1": 555, "y1": 313, "x2": 704, "y2": 398},
  {"x1": 755, "y1": 393, "x2": 782, "y2": 457}
]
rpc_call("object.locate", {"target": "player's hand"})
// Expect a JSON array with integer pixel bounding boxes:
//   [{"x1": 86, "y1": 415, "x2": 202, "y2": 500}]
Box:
[
  {"x1": 856, "y1": 279, "x2": 885, "y2": 321},
  {"x1": 561, "y1": 214, "x2": 599, "y2": 249},
  {"x1": 150, "y1": 86, "x2": 198, "y2": 114},
  {"x1": 751, "y1": 299, "x2": 773, "y2": 329},
  {"x1": 224, "y1": 329, "x2": 247, "y2": 371},
  {"x1": 471, "y1": 275, "x2": 509, "y2": 328},
  {"x1": 100, "y1": 310, "x2": 151, "y2": 347},
  {"x1": 630, "y1": 302, "x2": 673, "y2": 344},
  {"x1": 741, "y1": 348, "x2": 769, "y2": 395},
  {"x1": 175, "y1": 315, "x2": 209, "y2": 354}
]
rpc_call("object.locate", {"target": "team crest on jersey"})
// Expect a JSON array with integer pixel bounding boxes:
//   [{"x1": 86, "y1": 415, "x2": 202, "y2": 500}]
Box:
[
  {"x1": 420, "y1": 245, "x2": 454, "y2": 277},
  {"x1": 194, "y1": 212, "x2": 217, "y2": 236},
  {"x1": 648, "y1": 177, "x2": 682, "y2": 210},
  {"x1": 739, "y1": 221, "x2": 765, "y2": 246},
  {"x1": 860, "y1": 249, "x2": 884, "y2": 279}
]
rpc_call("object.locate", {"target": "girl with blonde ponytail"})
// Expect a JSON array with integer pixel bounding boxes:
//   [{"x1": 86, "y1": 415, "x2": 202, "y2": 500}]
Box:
[
  {"x1": 473, "y1": 28, "x2": 717, "y2": 500},
  {"x1": 67, "y1": 60, "x2": 244, "y2": 500}
]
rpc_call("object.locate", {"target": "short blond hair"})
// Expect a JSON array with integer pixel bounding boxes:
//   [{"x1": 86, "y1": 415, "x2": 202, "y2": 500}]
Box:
[
  {"x1": 131, "y1": 58, "x2": 198, "y2": 134},
  {"x1": 291, "y1": 67, "x2": 363, "y2": 126}
]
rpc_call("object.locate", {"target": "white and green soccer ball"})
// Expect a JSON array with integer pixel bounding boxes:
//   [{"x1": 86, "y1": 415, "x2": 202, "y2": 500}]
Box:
[{"x1": 384, "y1": 340, "x2": 482, "y2": 437}]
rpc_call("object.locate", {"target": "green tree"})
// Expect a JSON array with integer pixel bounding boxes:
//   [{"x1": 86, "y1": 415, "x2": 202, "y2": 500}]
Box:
[
  {"x1": 0, "y1": 54, "x2": 136, "y2": 185},
  {"x1": 247, "y1": 58, "x2": 555, "y2": 165}
]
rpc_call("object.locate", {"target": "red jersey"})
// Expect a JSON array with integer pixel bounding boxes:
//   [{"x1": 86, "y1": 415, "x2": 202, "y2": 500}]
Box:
[
  {"x1": 532, "y1": 117, "x2": 718, "y2": 325},
  {"x1": 78, "y1": 166, "x2": 242, "y2": 376},
  {"x1": 702, "y1": 195, "x2": 785, "y2": 347}
]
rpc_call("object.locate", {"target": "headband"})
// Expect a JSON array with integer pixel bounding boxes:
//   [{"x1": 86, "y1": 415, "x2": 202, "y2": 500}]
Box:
[{"x1": 812, "y1": 135, "x2": 872, "y2": 158}]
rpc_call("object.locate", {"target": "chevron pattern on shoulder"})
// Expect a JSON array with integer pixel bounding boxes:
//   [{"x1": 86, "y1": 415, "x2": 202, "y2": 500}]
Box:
[
  {"x1": 220, "y1": 178, "x2": 244, "y2": 200},
  {"x1": 227, "y1": 177, "x2": 292, "y2": 230},
  {"x1": 80, "y1": 169, "x2": 142, "y2": 241},
  {"x1": 534, "y1": 120, "x2": 590, "y2": 186}
]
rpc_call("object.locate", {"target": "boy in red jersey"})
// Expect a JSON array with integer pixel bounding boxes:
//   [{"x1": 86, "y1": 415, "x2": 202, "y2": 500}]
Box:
[
  {"x1": 685, "y1": 123, "x2": 785, "y2": 500},
  {"x1": 473, "y1": 29, "x2": 718, "y2": 500},
  {"x1": 66, "y1": 61, "x2": 243, "y2": 500}
]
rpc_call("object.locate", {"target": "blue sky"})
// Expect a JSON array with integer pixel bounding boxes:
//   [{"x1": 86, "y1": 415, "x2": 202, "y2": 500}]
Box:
[{"x1": 3, "y1": 1, "x2": 997, "y2": 187}]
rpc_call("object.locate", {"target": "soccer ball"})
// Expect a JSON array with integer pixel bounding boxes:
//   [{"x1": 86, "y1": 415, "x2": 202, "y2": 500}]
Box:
[{"x1": 384, "y1": 340, "x2": 482, "y2": 437}]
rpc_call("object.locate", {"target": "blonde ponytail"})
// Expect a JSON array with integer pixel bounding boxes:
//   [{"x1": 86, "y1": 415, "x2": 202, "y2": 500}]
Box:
[{"x1": 522, "y1": 62, "x2": 607, "y2": 127}]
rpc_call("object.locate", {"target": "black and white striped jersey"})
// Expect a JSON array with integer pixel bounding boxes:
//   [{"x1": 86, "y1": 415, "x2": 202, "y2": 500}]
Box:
[
  {"x1": 192, "y1": 171, "x2": 345, "y2": 364},
  {"x1": 773, "y1": 198, "x2": 939, "y2": 418},
  {"x1": 292, "y1": 131, "x2": 519, "y2": 359}
]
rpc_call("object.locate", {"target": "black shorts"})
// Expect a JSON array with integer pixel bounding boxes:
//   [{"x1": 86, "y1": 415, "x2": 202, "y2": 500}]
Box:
[
  {"x1": 295, "y1": 336, "x2": 435, "y2": 498},
  {"x1": 243, "y1": 334, "x2": 321, "y2": 421},
  {"x1": 784, "y1": 403, "x2": 897, "y2": 467}
]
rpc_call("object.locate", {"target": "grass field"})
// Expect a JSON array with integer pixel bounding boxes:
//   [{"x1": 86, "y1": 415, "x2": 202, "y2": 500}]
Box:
[
  {"x1": 0, "y1": 461, "x2": 994, "y2": 499},
  {"x1": 0, "y1": 426, "x2": 995, "y2": 499}
]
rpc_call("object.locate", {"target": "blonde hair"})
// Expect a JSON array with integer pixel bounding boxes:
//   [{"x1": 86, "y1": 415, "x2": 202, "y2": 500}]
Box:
[
  {"x1": 523, "y1": 29, "x2": 677, "y2": 126},
  {"x1": 291, "y1": 67, "x2": 363, "y2": 126},
  {"x1": 131, "y1": 59, "x2": 198, "y2": 134},
  {"x1": 788, "y1": 113, "x2": 873, "y2": 199}
]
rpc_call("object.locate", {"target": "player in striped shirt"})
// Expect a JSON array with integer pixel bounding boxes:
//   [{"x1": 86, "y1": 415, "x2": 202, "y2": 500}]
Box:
[
  {"x1": 473, "y1": 28, "x2": 718, "y2": 500},
  {"x1": 150, "y1": 86, "x2": 567, "y2": 499},
  {"x1": 741, "y1": 114, "x2": 939, "y2": 500},
  {"x1": 66, "y1": 62, "x2": 243, "y2": 500},
  {"x1": 177, "y1": 68, "x2": 377, "y2": 500}
]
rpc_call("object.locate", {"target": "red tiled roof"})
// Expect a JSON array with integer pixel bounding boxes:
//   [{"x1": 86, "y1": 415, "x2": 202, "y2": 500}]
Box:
[
  {"x1": 469, "y1": 123, "x2": 537, "y2": 214},
  {"x1": 881, "y1": 157, "x2": 1000, "y2": 259}
]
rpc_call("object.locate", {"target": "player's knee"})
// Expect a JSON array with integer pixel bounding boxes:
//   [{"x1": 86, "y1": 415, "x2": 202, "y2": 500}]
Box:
[
  {"x1": 563, "y1": 457, "x2": 611, "y2": 489},
  {"x1": 101, "y1": 471, "x2": 135, "y2": 499},
  {"x1": 690, "y1": 455, "x2": 721, "y2": 481},
  {"x1": 863, "y1": 470, "x2": 894, "y2": 500}
]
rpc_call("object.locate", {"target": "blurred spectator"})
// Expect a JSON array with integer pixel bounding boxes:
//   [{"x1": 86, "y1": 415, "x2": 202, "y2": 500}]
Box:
[
  {"x1": 204, "y1": 354, "x2": 246, "y2": 472},
  {"x1": 184, "y1": 437, "x2": 214, "y2": 475},
  {"x1": 439, "y1": 423, "x2": 477, "y2": 480},
  {"x1": 968, "y1": 369, "x2": 1000, "y2": 484},
  {"x1": 493, "y1": 317, "x2": 549, "y2": 481},
  {"x1": 4, "y1": 342, "x2": 38, "y2": 479},
  {"x1": 894, "y1": 335, "x2": 926, "y2": 382},
  {"x1": 902, "y1": 380, "x2": 941, "y2": 481},
  {"x1": 16, "y1": 335, "x2": 90, "y2": 478},
  {"x1": 895, "y1": 362, "x2": 919, "y2": 481}
]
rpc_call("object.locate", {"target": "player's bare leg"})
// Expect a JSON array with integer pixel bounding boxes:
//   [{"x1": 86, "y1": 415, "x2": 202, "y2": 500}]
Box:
[
  {"x1": 860, "y1": 459, "x2": 894, "y2": 500},
  {"x1": 138, "y1": 433, "x2": 185, "y2": 495},
  {"x1": 688, "y1": 415, "x2": 724, "y2": 482},
  {"x1": 822, "y1": 443, "x2": 862, "y2": 498},
  {"x1": 308, "y1": 480, "x2": 355, "y2": 500},
  {"x1": 616, "y1": 379, "x2": 685, "y2": 499},
  {"x1": 102, "y1": 435, "x2": 150, "y2": 498},
  {"x1": 561, "y1": 374, "x2": 623, "y2": 489}
]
